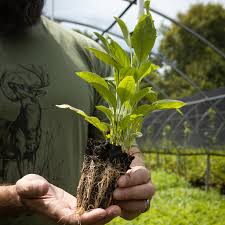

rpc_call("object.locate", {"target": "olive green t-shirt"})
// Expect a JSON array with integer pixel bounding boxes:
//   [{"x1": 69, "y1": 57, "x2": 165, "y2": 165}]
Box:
[{"x1": 0, "y1": 17, "x2": 111, "y2": 225}]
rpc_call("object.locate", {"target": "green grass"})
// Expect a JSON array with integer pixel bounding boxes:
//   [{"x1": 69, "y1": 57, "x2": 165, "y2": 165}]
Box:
[{"x1": 108, "y1": 170, "x2": 225, "y2": 225}]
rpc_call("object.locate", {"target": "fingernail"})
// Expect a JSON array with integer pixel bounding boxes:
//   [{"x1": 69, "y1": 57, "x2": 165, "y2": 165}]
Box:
[
  {"x1": 109, "y1": 210, "x2": 120, "y2": 217},
  {"x1": 111, "y1": 212, "x2": 120, "y2": 217},
  {"x1": 118, "y1": 176, "x2": 127, "y2": 187}
]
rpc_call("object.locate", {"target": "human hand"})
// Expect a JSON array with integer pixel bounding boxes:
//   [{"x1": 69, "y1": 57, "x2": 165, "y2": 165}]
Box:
[
  {"x1": 16, "y1": 174, "x2": 121, "y2": 225},
  {"x1": 113, "y1": 166, "x2": 155, "y2": 220}
]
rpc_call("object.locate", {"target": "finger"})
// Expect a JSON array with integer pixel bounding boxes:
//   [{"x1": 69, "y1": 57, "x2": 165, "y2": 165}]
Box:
[
  {"x1": 16, "y1": 178, "x2": 49, "y2": 198},
  {"x1": 95, "y1": 215, "x2": 118, "y2": 225},
  {"x1": 113, "y1": 183, "x2": 155, "y2": 201},
  {"x1": 23, "y1": 199, "x2": 107, "y2": 225},
  {"x1": 105, "y1": 205, "x2": 121, "y2": 218},
  {"x1": 114, "y1": 200, "x2": 148, "y2": 213},
  {"x1": 121, "y1": 211, "x2": 141, "y2": 221},
  {"x1": 20, "y1": 198, "x2": 73, "y2": 222},
  {"x1": 117, "y1": 166, "x2": 150, "y2": 188},
  {"x1": 94, "y1": 205, "x2": 121, "y2": 225},
  {"x1": 78, "y1": 208, "x2": 107, "y2": 225}
]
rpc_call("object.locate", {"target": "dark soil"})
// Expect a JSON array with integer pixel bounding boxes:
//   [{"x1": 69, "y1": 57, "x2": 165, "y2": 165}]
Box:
[{"x1": 76, "y1": 138, "x2": 134, "y2": 214}]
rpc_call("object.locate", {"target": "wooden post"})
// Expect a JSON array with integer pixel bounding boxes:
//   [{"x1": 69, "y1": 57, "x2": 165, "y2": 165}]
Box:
[
  {"x1": 205, "y1": 150, "x2": 211, "y2": 191},
  {"x1": 156, "y1": 149, "x2": 160, "y2": 168},
  {"x1": 183, "y1": 147, "x2": 187, "y2": 178},
  {"x1": 176, "y1": 149, "x2": 181, "y2": 174}
]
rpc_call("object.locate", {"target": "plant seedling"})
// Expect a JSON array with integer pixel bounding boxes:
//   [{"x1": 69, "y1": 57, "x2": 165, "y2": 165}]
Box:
[{"x1": 57, "y1": 0, "x2": 185, "y2": 215}]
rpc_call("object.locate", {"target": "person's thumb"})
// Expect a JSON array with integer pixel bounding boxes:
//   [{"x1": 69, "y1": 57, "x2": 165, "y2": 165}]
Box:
[{"x1": 16, "y1": 174, "x2": 49, "y2": 198}]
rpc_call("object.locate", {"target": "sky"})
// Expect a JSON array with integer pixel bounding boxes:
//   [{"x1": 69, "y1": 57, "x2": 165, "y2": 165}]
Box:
[
  {"x1": 43, "y1": 0, "x2": 225, "y2": 49},
  {"x1": 44, "y1": 0, "x2": 225, "y2": 27}
]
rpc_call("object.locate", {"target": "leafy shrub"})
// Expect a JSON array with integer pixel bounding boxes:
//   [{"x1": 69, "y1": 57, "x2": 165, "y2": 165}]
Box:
[
  {"x1": 151, "y1": 170, "x2": 189, "y2": 190},
  {"x1": 144, "y1": 150, "x2": 225, "y2": 191}
]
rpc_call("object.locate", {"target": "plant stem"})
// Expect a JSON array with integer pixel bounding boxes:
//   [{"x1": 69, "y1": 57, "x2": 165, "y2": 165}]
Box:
[{"x1": 130, "y1": 47, "x2": 133, "y2": 67}]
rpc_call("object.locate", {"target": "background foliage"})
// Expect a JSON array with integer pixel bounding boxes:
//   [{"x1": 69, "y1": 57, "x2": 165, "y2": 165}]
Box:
[
  {"x1": 153, "y1": 3, "x2": 225, "y2": 99},
  {"x1": 145, "y1": 152, "x2": 225, "y2": 193}
]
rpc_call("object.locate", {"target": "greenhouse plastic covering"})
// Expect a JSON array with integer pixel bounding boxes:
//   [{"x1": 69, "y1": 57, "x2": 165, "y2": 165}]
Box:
[{"x1": 43, "y1": 0, "x2": 225, "y2": 151}]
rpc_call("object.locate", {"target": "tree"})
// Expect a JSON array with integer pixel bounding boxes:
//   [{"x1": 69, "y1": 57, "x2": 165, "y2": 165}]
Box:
[{"x1": 155, "y1": 3, "x2": 225, "y2": 99}]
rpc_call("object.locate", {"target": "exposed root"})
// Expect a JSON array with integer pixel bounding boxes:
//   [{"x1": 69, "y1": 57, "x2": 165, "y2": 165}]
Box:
[
  {"x1": 95, "y1": 164, "x2": 121, "y2": 209},
  {"x1": 76, "y1": 160, "x2": 122, "y2": 214},
  {"x1": 75, "y1": 139, "x2": 134, "y2": 215}
]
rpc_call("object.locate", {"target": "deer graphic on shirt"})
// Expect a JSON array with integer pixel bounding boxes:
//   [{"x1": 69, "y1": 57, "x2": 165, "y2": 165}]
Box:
[{"x1": 0, "y1": 65, "x2": 49, "y2": 179}]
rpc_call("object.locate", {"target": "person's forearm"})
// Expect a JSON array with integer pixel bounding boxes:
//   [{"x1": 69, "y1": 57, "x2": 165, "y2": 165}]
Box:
[{"x1": 0, "y1": 185, "x2": 26, "y2": 217}]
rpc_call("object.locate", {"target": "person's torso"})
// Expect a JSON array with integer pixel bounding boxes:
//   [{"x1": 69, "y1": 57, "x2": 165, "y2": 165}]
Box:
[{"x1": 0, "y1": 17, "x2": 105, "y2": 225}]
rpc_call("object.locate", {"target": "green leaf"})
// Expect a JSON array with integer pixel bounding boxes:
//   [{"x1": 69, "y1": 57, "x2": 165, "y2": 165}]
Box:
[
  {"x1": 93, "y1": 84, "x2": 117, "y2": 109},
  {"x1": 131, "y1": 15, "x2": 157, "y2": 64},
  {"x1": 114, "y1": 70, "x2": 119, "y2": 86},
  {"x1": 152, "y1": 100, "x2": 186, "y2": 110},
  {"x1": 133, "y1": 132, "x2": 143, "y2": 138},
  {"x1": 76, "y1": 72, "x2": 117, "y2": 108},
  {"x1": 176, "y1": 108, "x2": 183, "y2": 116},
  {"x1": 114, "y1": 17, "x2": 131, "y2": 47},
  {"x1": 119, "y1": 67, "x2": 136, "y2": 82},
  {"x1": 129, "y1": 116, "x2": 144, "y2": 136},
  {"x1": 119, "y1": 114, "x2": 143, "y2": 130},
  {"x1": 133, "y1": 100, "x2": 185, "y2": 117},
  {"x1": 119, "y1": 115, "x2": 130, "y2": 129},
  {"x1": 146, "y1": 90, "x2": 158, "y2": 103},
  {"x1": 96, "y1": 105, "x2": 113, "y2": 122},
  {"x1": 132, "y1": 54, "x2": 139, "y2": 67},
  {"x1": 94, "y1": 32, "x2": 110, "y2": 52},
  {"x1": 130, "y1": 87, "x2": 152, "y2": 106},
  {"x1": 144, "y1": 0, "x2": 151, "y2": 15},
  {"x1": 76, "y1": 71, "x2": 108, "y2": 88},
  {"x1": 88, "y1": 47, "x2": 120, "y2": 69},
  {"x1": 56, "y1": 104, "x2": 109, "y2": 133},
  {"x1": 133, "y1": 104, "x2": 155, "y2": 116},
  {"x1": 117, "y1": 76, "x2": 136, "y2": 105},
  {"x1": 137, "y1": 62, "x2": 159, "y2": 81},
  {"x1": 138, "y1": 61, "x2": 152, "y2": 76},
  {"x1": 109, "y1": 40, "x2": 130, "y2": 67},
  {"x1": 124, "y1": 101, "x2": 132, "y2": 111}
]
